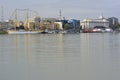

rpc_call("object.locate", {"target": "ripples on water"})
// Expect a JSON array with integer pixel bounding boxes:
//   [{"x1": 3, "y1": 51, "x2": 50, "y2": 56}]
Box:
[{"x1": 0, "y1": 33, "x2": 120, "y2": 80}]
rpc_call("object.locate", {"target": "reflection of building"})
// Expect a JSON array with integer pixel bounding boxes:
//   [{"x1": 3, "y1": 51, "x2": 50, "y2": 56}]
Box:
[
  {"x1": 107, "y1": 17, "x2": 119, "y2": 29},
  {"x1": 81, "y1": 16, "x2": 109, "y2": 29}
]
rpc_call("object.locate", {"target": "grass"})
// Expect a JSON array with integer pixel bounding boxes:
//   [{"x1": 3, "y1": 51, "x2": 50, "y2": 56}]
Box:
[{"x1": 0, "y1": 31, "x2": 8, "y2": 34}]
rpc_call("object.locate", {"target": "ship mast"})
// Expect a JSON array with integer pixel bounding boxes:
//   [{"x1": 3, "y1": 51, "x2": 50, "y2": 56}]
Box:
[
  {"x1": 14, "y1": 9, "x2": 18, "y2": 30},
  {"x1": 0, "y1": 6, "x2": 4, "y2": 29},
  {"x1": 1, "y1": 6, "x2": 4, "y2": 22},
  {"x1": 26, "y1": 9, "x2": 29, "y2": 30}
]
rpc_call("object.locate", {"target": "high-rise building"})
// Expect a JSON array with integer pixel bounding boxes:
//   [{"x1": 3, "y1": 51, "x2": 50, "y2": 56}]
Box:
[
  {"x1": 107, "y1": 17, "x2": 119, "y2": 29},
  {"x1": 68, "y1": 19, "x2": 80, "y2": 29}
]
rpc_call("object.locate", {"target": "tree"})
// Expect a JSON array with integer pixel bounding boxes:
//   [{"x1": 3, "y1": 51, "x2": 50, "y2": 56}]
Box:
[
  {"x1": 19, "y1": 25, "x2": 24, "y2": 29},
  {"x1": 64, "y1": 23, "x2": 70, "y2": 30},
  {"x1": 115, "y1": 24, "x2": 120, "y2": 29}
]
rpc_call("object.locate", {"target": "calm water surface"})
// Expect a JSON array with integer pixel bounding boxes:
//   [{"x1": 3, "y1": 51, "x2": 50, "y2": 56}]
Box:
[{"x1": 0, "y1": 33, "x2": 120, "y2": 80}]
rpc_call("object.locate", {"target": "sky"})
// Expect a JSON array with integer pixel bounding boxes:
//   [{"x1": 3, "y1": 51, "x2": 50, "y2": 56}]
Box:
[{"x1": 0, "y1": 0, "x2": 120, "y2": 21}]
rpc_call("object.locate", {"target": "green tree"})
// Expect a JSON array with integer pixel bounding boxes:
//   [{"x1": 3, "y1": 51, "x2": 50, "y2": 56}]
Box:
[
  {"x1": 19, "y1": 25, "x2": 24, "y2": 29},
  {"x1": 64, "y1": 23, "x2": 70, "y2": 30},
  {"x1": 115, "y1": 24, "x2": 120, "y2": 29}
]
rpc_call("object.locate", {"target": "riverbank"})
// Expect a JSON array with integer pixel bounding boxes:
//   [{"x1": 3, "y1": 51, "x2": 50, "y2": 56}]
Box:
[{"x1": 0, "y1": 31, "x2": 7, "y2": 34}]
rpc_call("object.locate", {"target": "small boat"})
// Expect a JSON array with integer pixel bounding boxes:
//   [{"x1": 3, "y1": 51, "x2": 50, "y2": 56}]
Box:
[
  {"x1": 59, "y1": 30, "x2": 67, "y2": 34},
  {"x1": 7, "y1": 30, "x2": 41, "y2": 34}
]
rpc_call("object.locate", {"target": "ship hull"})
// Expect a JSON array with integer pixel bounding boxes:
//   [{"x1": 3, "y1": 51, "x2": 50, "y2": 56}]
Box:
[{"x1": 7, "y1": 30, "x2": 41, "y2": 34}]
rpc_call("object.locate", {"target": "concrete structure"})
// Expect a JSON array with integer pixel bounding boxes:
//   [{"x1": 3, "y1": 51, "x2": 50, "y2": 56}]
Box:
[
  {"x1": 0, "y1": 20, "x2": 14, "y2": 30},
  {"x1": 54, "y1": 19, "x2": 80, "y2": 30},
  {"x1": 54, "y1": 22, "x2": 63, "y2": 30},
  {"x1": 54, "y1": 20, "x2": 68, "y2": 30},
  {"x1": 40, "y1": 18, "x2": 58, "y2": 30},
  {"x1": 107, "y1": 17, "x2": 119, "y2": 29},
  {"x1": 81, "y1": 16, "x2": 109, "y2": 29}
]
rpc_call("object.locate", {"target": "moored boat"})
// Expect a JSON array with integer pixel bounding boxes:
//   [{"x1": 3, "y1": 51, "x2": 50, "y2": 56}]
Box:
[{"x1": 7, "y1": 30, "x2": 41, "y2": 34}]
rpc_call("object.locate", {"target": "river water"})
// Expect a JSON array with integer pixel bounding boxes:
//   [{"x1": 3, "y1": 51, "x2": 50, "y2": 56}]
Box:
[{"x1": 0, "y1": 33, "x2": 120, "y2": 80}]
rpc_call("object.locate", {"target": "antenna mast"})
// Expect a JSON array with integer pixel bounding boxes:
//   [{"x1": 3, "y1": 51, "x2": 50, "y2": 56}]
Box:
[{"x1": 59, "y1": 9, "x2": 62, "y2": 20}]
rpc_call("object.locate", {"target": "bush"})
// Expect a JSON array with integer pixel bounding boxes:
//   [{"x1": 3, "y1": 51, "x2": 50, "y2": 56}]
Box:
[
  {"x1": 64, "y1": 23, "x2": 70, "y2": 30},
  {"x1": 115, "y1": 24, "x2": 120, "y2": 29}
]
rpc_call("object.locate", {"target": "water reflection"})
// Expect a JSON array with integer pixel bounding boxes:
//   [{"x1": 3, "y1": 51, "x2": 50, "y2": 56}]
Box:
[
  {"x1": 10, "y1": 34, "x2": 66, "y2": 64},
  {"x1": 0, "y1": 33, "x2": 120, "y2": 80}
]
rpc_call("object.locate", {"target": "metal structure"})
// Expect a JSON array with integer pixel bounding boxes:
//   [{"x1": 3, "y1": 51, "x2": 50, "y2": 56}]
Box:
[
  {"x1": 9, "y1": 9, "x2": 39, "y2": 29},
  {"x1": 1, "y1": 6, "x2": 4, "y2": 22},
  {"x1": 0, "y1": 6, "x2": 4, "y2": 29},
  {"x1": 59, "y1": 9, "x2": 62, "y2": 20},
  {"x1": 10, "y1": 9, "x2": 38, "y2": 20}
]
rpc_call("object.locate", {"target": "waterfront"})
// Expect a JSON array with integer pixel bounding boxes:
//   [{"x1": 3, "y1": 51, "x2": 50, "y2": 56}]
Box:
[{"x1": 0, "y1": 33, "x2": 120, "y2": 80}]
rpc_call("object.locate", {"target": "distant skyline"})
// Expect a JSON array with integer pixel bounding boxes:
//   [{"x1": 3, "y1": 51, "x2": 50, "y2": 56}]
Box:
[{"x1": 0, "y1": 0, "x2": 120, "y2": 21}]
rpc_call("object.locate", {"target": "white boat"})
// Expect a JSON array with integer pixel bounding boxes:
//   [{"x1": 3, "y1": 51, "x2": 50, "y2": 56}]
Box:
[
  {"x1": 7, "y1": 30, "x2": 41, "y2": 34},
  {"x1": 105, "y1": 28, "x2": 113, "y2": 32},
  {"x1": 59, "y1": 30, "x2": 67, "y2": 34}
]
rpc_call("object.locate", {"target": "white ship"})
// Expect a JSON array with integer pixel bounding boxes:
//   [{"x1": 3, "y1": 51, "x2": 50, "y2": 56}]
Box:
[
  {"x1": 7, "y1": 9, "x2": 41, "y2": 34},
  {"x1": 7, "y1": 30, "x2": 41, "y2": 34}
]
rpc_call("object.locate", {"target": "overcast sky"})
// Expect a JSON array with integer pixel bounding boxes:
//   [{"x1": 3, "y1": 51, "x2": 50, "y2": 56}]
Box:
[{"x1": 0, "y1": 0, "x2": 120, "y2": 20}]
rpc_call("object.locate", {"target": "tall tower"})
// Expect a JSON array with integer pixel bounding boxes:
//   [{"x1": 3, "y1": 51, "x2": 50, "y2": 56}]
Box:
[{"x1": 59, "y1": 9, "x2": 62, "y2": 20}]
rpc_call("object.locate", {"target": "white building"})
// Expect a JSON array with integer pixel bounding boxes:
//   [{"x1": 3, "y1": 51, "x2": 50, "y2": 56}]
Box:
[
  {"x1": 81, "y1": 16, "x2": 109, "y2": 29},
  {"x1": 54, "y1": 22, "x2": 63, "y2": 30}
]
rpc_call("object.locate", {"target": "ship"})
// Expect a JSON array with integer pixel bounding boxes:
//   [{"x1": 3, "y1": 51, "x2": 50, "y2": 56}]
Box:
[
  {"x1": 7, "y1": 30, "x2": 41, "y2": 34},
  {"x1": 7, "y1": 9, "x2": 41, "y2": 34}
]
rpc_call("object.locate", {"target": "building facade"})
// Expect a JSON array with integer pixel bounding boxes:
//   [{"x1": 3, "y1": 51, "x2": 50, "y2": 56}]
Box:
[
  {"x1": 68, "y1": 19, "x2": 80, "y2": 29},
  {"x1": 54, "y1": 22, "x2": 63, "y2": 30},
  {"x1": 54, "y1": 20, "x2": 68, "y2": 30},
  {"x1": 54, "y1": 19, "x2": 80, "y2": 30},
  {"x1": 81, "y1": 16, "x2": 109, "y2": 29},
  {"x1": 107, "y1": 17, "x2": 119, "y2": 29},
  {"x1": 40, "y1": 18, "x2": 58, "y2": 30}
]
